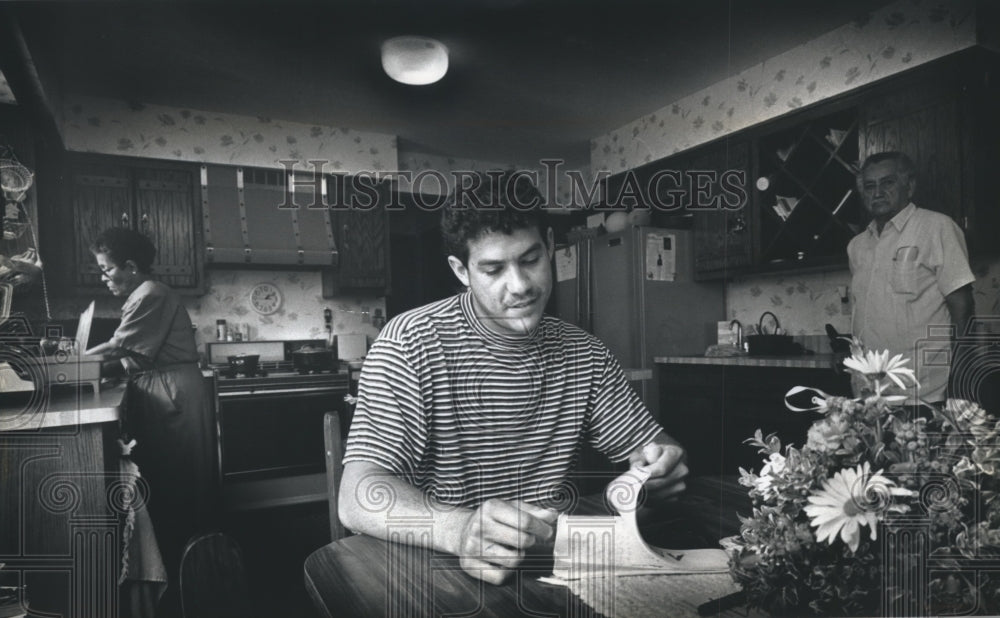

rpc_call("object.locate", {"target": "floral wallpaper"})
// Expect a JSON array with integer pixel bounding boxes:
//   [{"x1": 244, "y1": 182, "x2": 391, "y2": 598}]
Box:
[
  {"x1": 0, "y1": 71, "x2": 15, "y2": 105},
  {"x1": 61, "y1": 95, "x2": 397, "y2": 173},
  {"x1": 181, "y1": 269, "x2": 384, "y2": 350},
  {"x1": 727, "y1": 260, "x2": 1000, "y2": 338},
  {"x1": 727, "y1": 270, "x2": 854, "y2": 337},
  {"x1": 591, "y1": 0, "x2": 977, "y2": 174}
]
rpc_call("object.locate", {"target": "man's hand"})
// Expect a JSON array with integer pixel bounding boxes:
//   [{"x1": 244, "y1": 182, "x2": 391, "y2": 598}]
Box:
[
  {"x1": 629, "y1": 443, "x2": 688, "y2": 502},
  {"x1": 456, "y1": 498, "x2": 558, "y2": 585}
]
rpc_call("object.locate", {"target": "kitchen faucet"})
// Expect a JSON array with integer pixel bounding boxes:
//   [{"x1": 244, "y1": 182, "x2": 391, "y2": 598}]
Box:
[{"x1": 730, "y1": 319, "x2": 743, "y2": 350}]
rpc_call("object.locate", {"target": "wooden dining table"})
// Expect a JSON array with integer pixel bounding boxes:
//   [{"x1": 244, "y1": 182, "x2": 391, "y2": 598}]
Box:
[{"x1": 304, "y1": 476, "x2": 761, "y2": 618}]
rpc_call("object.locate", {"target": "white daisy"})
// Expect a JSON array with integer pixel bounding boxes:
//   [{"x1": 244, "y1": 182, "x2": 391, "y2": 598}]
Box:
[
  {"x1": 803, "y1": 462, "x2": 909, "y2": 553},
  {"x1": 842, "y1": 349, "x2": 919, "y2": 392}
]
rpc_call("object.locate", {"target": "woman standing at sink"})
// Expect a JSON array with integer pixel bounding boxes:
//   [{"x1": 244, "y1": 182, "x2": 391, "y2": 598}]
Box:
[{"x1": 86, "y1": 227, "x2": 210, "y2": 616}]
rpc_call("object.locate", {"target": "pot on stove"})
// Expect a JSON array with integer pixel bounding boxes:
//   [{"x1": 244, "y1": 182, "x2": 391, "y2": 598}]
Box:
[
  {"x1": 292, "y1": 345, "x2": 336, "y2": 374},
  {"x1": 227, "y1": 353, "x2": 260, "y2": 376}
]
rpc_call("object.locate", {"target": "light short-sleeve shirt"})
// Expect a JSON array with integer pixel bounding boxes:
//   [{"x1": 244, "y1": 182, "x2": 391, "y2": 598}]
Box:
[{"x1": 847, "y1": 204, "x2": 975, "y2": 402}]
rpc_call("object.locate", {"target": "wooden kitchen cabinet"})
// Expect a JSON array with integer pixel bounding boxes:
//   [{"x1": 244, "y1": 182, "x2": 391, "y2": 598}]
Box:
[
  {"x1": 754, "y1": 106, "x2": 863, "y2": 270},
  {"x1": 859, "y1": 48, "x2": 1000, "y2": 257},
  {"x1": 689, "y1": 139, "x2": 753, "y2": 278},
  {"x1": 322, "y1": 176, "x2": 392, "y2": 296},
  {"x1": 678, "y1": 48, "x2": 1000, "y2": 278},
  {"x1": 68, "y1": 153, "x2": 204, "y2": 292},
  {"x1": 659, "y1": 363, "x2": 850, "y2": 475}
]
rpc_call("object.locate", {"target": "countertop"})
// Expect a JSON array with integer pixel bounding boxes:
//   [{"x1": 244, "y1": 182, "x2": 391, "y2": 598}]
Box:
[
  {"x1": 655, "y1": 353, "x2": 838, "y2": 369},
  {"x1": 0, "y1": 381, "x2": 127, "y2": 431}
]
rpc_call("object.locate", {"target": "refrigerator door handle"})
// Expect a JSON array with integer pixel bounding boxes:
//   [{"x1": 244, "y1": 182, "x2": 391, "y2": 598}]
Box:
[{"x1": 578, "y1": 238, "x2": 592, "y2": 332}]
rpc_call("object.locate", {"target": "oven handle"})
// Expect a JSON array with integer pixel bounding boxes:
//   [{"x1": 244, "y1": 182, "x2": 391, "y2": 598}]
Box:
[{"x1": 218, "y1": 386, "x2": 346, "y2": 398}]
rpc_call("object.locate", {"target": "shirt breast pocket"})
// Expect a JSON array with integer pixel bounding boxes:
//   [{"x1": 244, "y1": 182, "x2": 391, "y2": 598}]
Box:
[{"x1": 891, "y1": 246, "x2": 920, "y2": 295}]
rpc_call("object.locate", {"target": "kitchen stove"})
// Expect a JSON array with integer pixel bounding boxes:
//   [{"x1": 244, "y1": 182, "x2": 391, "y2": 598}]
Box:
[{"x1": 206, "y1": 340, "x2": 351, "y2": 510}]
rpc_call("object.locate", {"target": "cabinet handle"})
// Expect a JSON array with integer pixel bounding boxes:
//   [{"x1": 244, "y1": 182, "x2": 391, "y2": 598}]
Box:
[
  {"x1": 121, "y1": 212, "x2": 130, "y2": 227},
  {"x1": 141, "y1": 213, "x2": 150, "y2": 234}
]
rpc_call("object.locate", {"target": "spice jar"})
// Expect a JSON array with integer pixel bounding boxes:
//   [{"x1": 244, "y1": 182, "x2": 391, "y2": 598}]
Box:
[{"x1": 216, "y1": 319, "x2": 228, "y2": 341}]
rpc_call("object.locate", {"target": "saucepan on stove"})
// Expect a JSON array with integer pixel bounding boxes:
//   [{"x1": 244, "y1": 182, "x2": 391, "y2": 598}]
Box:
[
  {"x1": 292, "y1": 345, "x2": 336, "y2": 374},
  {"x1": 227, "y1": 353, "x2": 260, "y2": 376}
]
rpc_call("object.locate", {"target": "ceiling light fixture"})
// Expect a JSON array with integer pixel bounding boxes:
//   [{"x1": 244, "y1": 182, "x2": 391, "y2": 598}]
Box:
[{"x1": 381, "y1": 36, "x2": 448, "y2": 86}]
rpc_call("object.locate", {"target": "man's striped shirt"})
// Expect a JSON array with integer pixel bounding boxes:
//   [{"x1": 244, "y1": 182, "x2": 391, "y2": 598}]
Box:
[{"x1": 343, "y1": 291, "x2": 663, "y2": 508}]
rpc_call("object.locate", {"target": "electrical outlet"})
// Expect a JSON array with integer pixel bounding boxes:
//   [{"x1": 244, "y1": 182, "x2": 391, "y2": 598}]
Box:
[{"x1": 836, "y1": 286, "x2": 850, "y2": 315}]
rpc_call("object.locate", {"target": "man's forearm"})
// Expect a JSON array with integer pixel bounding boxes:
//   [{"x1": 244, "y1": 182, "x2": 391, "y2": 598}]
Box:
[
  {"x1": 945, "y1": 285, "x2": 975, "y2": 340},
  {"x1": 339, "y1": 461, "x2": 472, "y2": 555},
  {"x1": 626, "y1": 430, "x2": 679, "y2": 463}
]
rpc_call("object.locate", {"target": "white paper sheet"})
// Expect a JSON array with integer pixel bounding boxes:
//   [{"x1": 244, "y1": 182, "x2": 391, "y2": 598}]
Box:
[
  {"x1": 645, "y1": 232, "x2": 675, "y2": 282},
  {"x1": 555, "y1": 245, "x2": 577, "y2": 282}
]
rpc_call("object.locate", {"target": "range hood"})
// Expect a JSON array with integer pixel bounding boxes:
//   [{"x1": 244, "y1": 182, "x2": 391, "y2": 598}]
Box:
[{"x1": 201, "y1": 165, "x2": 338, "y2": 266}]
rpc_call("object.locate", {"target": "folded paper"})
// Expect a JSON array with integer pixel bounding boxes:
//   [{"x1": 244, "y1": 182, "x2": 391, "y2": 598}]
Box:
[{"x1": 552, "y1": 466, "x2": 731, "y2": 579}]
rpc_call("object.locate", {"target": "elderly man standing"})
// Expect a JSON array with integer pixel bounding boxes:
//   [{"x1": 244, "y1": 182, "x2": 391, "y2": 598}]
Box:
[{"x1": 848, "y1": 151, "x2": 975, "y2": 405}]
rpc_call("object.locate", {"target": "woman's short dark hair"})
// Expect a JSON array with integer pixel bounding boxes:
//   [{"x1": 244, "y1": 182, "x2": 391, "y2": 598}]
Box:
[
  {"x1": 91, "y1": 227, "x2": 157, "y2": 274},
  {"x1": 440, "y1": 171, "x2": 548, "y2": 265}
]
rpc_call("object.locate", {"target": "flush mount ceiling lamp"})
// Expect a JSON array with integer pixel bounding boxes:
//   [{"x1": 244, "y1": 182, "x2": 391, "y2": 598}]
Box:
[{"x1": 381, "y1": 36, "x2": 448, "y2": 85}]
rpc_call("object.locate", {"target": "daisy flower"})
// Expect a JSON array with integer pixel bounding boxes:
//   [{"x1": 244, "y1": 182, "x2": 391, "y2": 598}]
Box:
[
  {"x1": 842, "y1": 349, "x2": 918, "y2": 394},
  {"x1": 803, "y1": 462, "x2": 911, "y2": 552}
]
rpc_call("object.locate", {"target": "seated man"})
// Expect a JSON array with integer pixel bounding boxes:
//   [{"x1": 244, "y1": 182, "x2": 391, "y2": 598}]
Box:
[{"x1": 339, "y1": 171, "x2": 687, "y2": 584}]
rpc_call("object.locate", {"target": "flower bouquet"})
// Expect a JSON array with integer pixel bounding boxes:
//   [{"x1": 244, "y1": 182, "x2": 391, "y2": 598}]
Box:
[{"x1": 730, "y1": 341, "x2": 1000, "y2": 616}]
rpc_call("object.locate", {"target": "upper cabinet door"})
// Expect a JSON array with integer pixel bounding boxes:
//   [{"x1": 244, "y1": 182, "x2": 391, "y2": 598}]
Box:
[
  {"x1": 690, "y1": 140, "x2": 753, "y2": 278},
  {"x1": 860, "y1": 81, "x2": 966, "y2": 226},
  {"x1": 322, "y1": 176, "x2": 392, "y2": 296},
  {"x1": 858, "y1": 49, "x2": 1000, "y2": 257},
  {"x1": 69, "y1": 154, "x2": 203, "y2": 292},
  {"x1": 133, "y1": 165, "x2": 201, "y2": 289},
  {"x1": 71, "y1": 160, "x2": 132, "y2": 287}
]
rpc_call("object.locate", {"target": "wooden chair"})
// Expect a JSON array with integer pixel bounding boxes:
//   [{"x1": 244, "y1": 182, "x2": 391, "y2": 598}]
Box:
[
  {"x1": 324, "y1": 411, "x2": 348, "y2": 541},
  {"x1": 179, "y1": 532, "x2": 251, "y2": 618}
]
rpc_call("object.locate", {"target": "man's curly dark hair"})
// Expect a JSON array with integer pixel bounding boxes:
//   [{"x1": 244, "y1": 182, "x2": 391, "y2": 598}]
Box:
[{"x1": 440, "y1": 171, "x2": 548, "y2": 265}]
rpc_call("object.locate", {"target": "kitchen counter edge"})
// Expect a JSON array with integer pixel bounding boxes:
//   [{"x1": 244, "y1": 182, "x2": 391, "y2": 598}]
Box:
[
  {"x1": 0, "y1": 382, "x2": 127, "y2": 432},
  {"x1": 655, "y1": 354, "x2": 838, "y2": 369}
]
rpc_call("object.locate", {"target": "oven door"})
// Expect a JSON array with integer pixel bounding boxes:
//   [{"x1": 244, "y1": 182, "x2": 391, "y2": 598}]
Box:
[{"x1": 217, "y1": 387, "x2": 341, "y2": 483}]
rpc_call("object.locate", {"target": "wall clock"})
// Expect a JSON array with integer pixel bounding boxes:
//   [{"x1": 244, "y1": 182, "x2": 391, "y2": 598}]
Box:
[{"x1": 249, "y1": 282, "x2": 282, "y2": 315}]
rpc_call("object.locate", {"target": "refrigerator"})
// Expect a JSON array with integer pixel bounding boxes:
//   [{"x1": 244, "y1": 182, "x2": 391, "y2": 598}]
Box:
[{"x1": 551, "y1": 227, "x2": 725, "y2": 421}]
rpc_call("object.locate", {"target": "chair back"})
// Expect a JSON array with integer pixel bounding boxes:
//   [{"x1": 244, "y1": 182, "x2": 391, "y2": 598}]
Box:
[
  {"x1": 179, "y1": 532, "x2": 250, "y2": 618},
  {"x1": 324, "y1": 411, "x2": 347, "y2": 541}
]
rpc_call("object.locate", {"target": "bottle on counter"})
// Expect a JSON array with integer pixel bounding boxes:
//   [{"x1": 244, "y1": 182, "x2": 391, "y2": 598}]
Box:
[{"x1": 216, "y1": 319, "x2": 228, "y2": 341}]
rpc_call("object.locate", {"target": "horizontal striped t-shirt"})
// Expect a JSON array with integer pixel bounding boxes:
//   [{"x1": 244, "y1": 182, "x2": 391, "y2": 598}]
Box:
[{"x1": 343, "y1": 291, "x2": 663, "y2": 508}]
